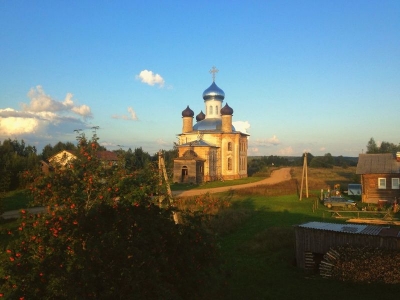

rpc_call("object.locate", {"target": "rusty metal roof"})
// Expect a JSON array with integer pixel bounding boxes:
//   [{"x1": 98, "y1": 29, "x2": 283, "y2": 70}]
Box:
[{"x1": 356, "y1": 153, "x2": 400, "y2": 174}]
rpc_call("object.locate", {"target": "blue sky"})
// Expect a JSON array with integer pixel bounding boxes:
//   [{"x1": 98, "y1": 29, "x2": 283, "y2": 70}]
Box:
[{"x1": 1, "y1": 0, "x2": 399, "y2": 157}]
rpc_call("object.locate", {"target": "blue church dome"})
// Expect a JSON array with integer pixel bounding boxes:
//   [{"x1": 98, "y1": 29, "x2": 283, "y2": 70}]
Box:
[{"x1": 202, "y1": 82, "x2": 225, "y2": 101}]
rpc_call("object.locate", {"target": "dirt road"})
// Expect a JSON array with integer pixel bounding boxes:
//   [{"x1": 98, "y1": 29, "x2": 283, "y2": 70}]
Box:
[{"x1": 172, "y1": 167, "x2": 291, "y2": 197}]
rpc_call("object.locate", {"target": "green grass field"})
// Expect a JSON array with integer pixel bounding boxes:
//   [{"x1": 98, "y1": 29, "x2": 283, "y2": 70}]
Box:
[{"x1": 1, "y1": 189, "x2": 33, "y2": 211}]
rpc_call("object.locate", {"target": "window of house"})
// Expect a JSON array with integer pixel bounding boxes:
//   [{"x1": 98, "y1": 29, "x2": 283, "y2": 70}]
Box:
[
  {"x1": 378, "y1": 178, "x2": 386, "y2": 189},
  {"x1": 392, "y1": 178, "x2": 400, "y2": 189},
  {"x1": 228, "y1": 157, "x2": 232, "y2": 171},
  {"x1": 228, "y1": 142, "x2": 232, "y2": 151}
]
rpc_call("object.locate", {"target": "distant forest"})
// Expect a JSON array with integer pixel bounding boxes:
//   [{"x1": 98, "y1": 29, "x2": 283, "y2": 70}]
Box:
[{"x1": 0, "y1": 136, "x2": 398, "y2": 191}]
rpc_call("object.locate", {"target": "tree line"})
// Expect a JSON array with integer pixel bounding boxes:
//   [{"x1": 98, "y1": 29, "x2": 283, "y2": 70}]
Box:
[
  {"x1": 247, "y1": 153, "x2": 357, "y2": 176},
  {"x1": 248, "y1": 137, "x2": 399, "y2": 175},
  {"x1": 0, "y1": 138, "x2": 177, "y2": 193},
  {"x1": 366, "y1": 137, "x2": 400, "y2": 154}
]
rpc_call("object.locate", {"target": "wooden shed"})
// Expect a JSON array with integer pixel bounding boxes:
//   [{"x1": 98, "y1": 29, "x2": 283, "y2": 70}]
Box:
[
  {"x1": 294, "y1": 221, "x2": 400, "y2": 269},
  {"x1": 356, "y1": 153, "x2": 400, "y2": 204}
]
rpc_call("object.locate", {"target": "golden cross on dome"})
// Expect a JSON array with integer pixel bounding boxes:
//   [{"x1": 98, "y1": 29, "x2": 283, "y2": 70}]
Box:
[{"x1": 209, "y1": 66, "x2": 219, "y2": 82}]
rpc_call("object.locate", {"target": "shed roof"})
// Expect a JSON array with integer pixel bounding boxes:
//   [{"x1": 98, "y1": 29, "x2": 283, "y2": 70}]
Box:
[
  {"x1": 296, "y1": 221, "x2": 400, "y2": 238},
  {"x1": 356, "y1": 153, "x2": 400, "y2": 174}
]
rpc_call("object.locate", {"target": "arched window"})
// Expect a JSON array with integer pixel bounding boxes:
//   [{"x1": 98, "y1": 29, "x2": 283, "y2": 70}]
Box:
[
  {"x1": 228, "y1": 142, "x2": 232, "y2": 151},
  {"x1": 209, "y1": 105, "x2": 213, "y2": 115},
  {"x1": 215, "y1": 105, "x2": 218, "y2": 114},
  {"x1": 228, "y1": 157, "x2": 232, "y2": 171}
]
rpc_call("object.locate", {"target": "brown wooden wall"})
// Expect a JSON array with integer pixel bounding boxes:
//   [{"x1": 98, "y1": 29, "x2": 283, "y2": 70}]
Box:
[{"x1": 361, "y1": 173, "x2": 400, "y2": 203}]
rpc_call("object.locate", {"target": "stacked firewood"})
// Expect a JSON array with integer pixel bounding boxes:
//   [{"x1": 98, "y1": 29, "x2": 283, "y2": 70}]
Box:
[{"x1": 320, "y1": 246, "x2": 400, "y2": 284}]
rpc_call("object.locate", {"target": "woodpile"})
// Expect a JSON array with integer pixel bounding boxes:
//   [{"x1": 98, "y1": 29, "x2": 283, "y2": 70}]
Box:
[
  {"x1": 319, "y1": 246, "x2": 400, "y2": 283},
  {"x1": 319, "y1": 249, "x2": 340, "y2": 278}
]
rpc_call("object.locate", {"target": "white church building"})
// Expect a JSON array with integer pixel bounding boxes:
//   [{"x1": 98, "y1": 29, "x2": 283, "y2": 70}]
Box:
[{"x1": 173, "y1": 67, "x2": 249, "y2": 183}]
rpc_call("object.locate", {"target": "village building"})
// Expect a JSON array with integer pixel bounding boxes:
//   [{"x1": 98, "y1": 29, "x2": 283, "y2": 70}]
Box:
[
  {"x1": 356, "y1": 152, "x2": 400, "y2": 204},
  {"x1": 173, "y1": 67, "x2": 249, "y2": 184}
]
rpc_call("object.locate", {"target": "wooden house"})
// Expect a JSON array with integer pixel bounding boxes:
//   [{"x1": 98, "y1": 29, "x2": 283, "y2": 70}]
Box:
[
  {"x1": 356, "y1": 153, "x2": 400, "y2": 204},
  {"x1": 294, "y1": 221, "x2": 400, "y2": 269},
  {"x1": 97, "y1": 150, "x2": 119, "y2": 167}
]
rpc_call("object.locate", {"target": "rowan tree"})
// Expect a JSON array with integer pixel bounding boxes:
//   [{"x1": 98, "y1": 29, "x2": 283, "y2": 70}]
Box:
[{"x1": 1, "y1": 133, "x2": 221, "y2": 299}]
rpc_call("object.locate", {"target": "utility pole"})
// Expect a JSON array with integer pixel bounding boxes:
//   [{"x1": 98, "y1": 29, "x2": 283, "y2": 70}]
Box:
[
  {"x1": 158, "y1": 150, "x2": 173, "y2": 204},
  {"x1": 299, "y1": 152, "x2": 309, "y2": 200}
]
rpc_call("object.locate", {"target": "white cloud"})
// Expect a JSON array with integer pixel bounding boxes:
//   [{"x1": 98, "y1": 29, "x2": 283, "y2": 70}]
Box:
[
  {"x1": 248, "y1": 147, "x2": 259, "y2": 155},
  {"x1": 22, "y1": 86, "x2": 92, "y2": 118},
  {"x1": 319, "y1": 147, "x2": 326, "y2": 152},
  {"x1": 253, "y1": 135, "x2": 281, "y2": 146},
  {"x1": 0, "y1": 86, "x2": 92, "y2": 139},
  {"x1": 112, "y1": 107, "x2": 139, "y2": 121},
  {"x1": 136, "y1": 70, "x2": 165, "y2": 87},
  {"x1": 278, "y1": 147, "x2": 294, "y2": 155},
  {"x1": 128, "y1": 107, "x2": 138, "y2": 120},
  {"x1": 233, "y1": 120, "x2": 250, "y2": 134},
  {"x1": 0, "y1": 109, "x2": 42, "y2": 135},
  {"x1": 156, "y1": 138, "x2": 169, "y2": 146}
]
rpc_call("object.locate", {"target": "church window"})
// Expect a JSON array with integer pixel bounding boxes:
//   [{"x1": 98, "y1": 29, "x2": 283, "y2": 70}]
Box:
[
  {"x1": 228, "y1": 157, "x2": 232, "y2": 171},
  {"x1": 215, "y1": 105, "x2": 218, "y2": 114},
  {"x1": 209, "y1": 105, "x2": 213, "y2": 115},
  {"x1": 228, "y1": 142, "x2": 232, "y2": 151}
]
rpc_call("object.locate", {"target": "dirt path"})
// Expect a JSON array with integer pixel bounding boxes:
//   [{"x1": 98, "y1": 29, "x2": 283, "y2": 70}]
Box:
[{"x1": 172, "y1": 167, "x2": 292, "y2": 197}]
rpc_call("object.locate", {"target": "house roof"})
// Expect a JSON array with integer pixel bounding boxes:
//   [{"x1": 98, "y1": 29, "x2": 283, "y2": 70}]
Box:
[
  {"x1": 97, "y1": 151, "x2": 118, "y2": 161},
  {"x1": 48, "y1": 150, "x2": 77, "y2": 162},
  {"x1": 356, "y1": 153, "x2": 400, "y2": 174}
]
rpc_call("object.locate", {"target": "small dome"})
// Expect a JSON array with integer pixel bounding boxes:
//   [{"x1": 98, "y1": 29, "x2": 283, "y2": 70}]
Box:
[
  {"x1": 196, "y1": 110, "x2": 205, "y2": 122},
  {"x1": 182, "y1": 105, "x2": 194, "y2": 117},
  {"x1": 221, "y1": 103, "x2": 233, "y2": 115},
  {"x1": 202, "y1": 82, "x2": 225, "y2": 100}
]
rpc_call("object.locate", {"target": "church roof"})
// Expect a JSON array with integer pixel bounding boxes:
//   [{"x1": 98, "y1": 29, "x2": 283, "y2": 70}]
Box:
[
  {"x1": 179, "y1": 139, "x2": 217, "y2": 148},
  {"x1": 193, "y1": 118, "x2": 235, "y2": 131}
]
